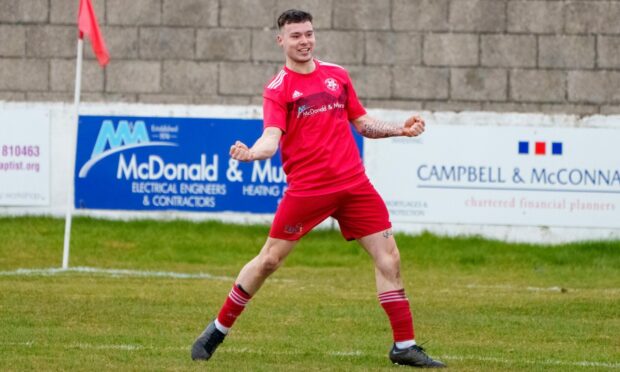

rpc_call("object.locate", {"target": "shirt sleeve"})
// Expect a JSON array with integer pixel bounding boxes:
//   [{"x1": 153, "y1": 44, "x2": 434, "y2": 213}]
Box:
[
  {"x1": 345, "y1": 72, "x2": 367, "y2": 121},
  {"x1": 262, "y1": 94, "x2": 287, "y2": 133}
]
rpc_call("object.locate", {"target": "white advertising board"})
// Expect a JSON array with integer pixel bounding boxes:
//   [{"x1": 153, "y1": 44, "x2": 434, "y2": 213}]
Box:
[
  {"x1": 365, "y1": 124, "x2": 620, "y2": 229},
  {"x1": 0, "y1": 108, "x2": 50, "y2": 206}
]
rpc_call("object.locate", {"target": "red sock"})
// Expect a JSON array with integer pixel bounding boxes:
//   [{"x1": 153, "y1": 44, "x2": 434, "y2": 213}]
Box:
[
  {"x1": 378, "y1": 289, "x2": 415, "y2": 342},
  {"x1": 217, "y1": 284, "x2": 252, "y2": 328}
]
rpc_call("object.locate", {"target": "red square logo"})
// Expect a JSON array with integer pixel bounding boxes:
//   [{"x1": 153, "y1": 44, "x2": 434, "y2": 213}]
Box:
[{"x1": 535, "y1": 142, "x2": 546, "y2": 155}]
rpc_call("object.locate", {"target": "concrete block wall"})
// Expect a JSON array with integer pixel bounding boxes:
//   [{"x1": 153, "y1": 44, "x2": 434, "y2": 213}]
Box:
[{"x1": 1, "y1": 0, "x2": 619, "y2": 115}]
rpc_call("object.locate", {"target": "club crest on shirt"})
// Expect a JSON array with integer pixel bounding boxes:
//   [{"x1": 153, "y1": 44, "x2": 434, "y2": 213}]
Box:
[{"x1": 324, "y1": 78, "x2": 339, "y2": 91}]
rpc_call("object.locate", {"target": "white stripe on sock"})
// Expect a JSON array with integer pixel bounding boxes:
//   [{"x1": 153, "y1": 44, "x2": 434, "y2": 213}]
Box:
[
  {"x1": 395, "y1": 340, "x2": 416, "y2": 349},
  {"x1": 229, "y1": 290, "x2": 249, "y2": 306},
  {"x1": 378, "y1": 293, "x2": 407, "y2": 301},
  {"x1": 214, "y1": 319, "x2": 229, "y2": 334},
  {"x1": 379, "y1": 298, "x2": 409, "y2": 304}
]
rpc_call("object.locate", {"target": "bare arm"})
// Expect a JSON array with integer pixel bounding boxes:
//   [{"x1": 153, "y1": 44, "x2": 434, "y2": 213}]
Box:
[
  {"x1": 229, "y1": 126, "x2": 282, "y2": 162},
  {"x1": 352, "y1": 114, "x2": 425, "y2": 139}
]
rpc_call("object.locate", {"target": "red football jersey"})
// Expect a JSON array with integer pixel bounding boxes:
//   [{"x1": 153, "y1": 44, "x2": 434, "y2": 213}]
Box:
[{"x1": 263, "y1": 59, "x2": 368, "y2": 196}]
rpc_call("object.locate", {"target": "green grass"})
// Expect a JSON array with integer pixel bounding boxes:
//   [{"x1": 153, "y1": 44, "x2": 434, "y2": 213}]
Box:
[{"x1": 0, "y1": 216, "x2": 619, "y2": 371}]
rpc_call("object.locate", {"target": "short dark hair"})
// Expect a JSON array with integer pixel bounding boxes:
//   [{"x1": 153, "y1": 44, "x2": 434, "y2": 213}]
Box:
[{"x1": 277, "y1": 9, "x2": 313, "y2": 29}]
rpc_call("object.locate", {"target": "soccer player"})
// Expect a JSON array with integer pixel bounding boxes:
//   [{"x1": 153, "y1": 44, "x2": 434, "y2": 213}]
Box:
[{"x1": 191, "y1": 9, "x2": 446, "y2": 368}]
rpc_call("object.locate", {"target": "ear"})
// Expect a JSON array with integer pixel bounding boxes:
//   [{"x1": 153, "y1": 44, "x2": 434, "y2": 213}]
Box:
[{"x1": 276, "y1": 33, "x2": 284, "y2": 47}]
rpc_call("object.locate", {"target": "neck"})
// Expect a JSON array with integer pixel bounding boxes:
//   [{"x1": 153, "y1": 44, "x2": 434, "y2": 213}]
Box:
[{"x1": 286, "y1": 58, "x2": 316, "y2": 74}]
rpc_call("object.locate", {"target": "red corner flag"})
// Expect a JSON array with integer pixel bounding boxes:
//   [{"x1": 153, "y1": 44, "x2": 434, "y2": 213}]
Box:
[{"x1": 78, "y1": 0, "x2": 109, "y2": 66}]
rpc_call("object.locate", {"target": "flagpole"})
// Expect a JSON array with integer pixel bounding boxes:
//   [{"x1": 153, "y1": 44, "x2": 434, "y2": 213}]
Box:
[{"x1": 62, "y1": 37, "x2": 83, "y2": 270}]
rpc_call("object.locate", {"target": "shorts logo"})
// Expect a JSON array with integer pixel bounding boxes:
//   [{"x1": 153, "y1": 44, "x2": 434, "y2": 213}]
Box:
[
  {"x1": 324, "y1": 78, "x2": 339, "y2": 91},
  {"x1": 284, "y1": 223, "x2": 303, "y2": 234}
]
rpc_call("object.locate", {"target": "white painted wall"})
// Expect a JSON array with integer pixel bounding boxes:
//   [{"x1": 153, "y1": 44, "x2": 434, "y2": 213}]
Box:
[{"x1": 1, "y1": 101, "x2": 618, "y2": 244}]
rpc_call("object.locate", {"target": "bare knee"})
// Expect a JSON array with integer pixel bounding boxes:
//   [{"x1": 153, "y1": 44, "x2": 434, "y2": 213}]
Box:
[
  {"x1": 244, "y1": 238, "x2": 296, "y2": 281},
  {"x1": 256, "y1": 251, "x2": 283, "y2": 276},
  {"x1": 375, "y1": 244, "x2": 401, "y2": 277}
]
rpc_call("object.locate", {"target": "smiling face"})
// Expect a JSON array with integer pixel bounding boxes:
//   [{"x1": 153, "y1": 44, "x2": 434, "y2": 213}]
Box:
[{"x1": 277, "y1": 21, "x2": 315, "y2": 69}]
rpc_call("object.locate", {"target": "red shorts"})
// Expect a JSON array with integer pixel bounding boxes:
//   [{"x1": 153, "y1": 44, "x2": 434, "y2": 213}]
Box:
[{"x1": 269, "y1": 180, "x2": 391, "y2": 241}]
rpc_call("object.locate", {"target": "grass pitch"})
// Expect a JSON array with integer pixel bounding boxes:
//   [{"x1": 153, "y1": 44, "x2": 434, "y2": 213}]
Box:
[{"x1": 0, "y1": 216, "x2": 619, "y2": 371}]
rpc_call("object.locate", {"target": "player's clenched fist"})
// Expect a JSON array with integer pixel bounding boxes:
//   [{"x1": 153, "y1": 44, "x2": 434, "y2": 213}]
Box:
[
  {"x1": 402, "y1": 115, "x2": 425, "y2": 137},
  {"x1": 229, "y1": 141, "x2": 254, "y2": 162}
]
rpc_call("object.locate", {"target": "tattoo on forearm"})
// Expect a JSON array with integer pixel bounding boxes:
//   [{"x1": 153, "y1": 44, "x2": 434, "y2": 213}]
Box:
[{"x1": 360, "y1": 118, "x2": 402, "y2": 138}]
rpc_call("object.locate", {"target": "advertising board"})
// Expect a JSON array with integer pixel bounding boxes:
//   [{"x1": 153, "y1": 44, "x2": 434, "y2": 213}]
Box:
[
  {"x1": 365, "y1": 124, "x2": 620, "y2": 228},
  {"x1": 0, "y1": 108, "x2": 50, "y2": 206}
]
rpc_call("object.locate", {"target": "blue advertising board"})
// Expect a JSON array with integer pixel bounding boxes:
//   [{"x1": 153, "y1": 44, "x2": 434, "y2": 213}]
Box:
[{"x1": 75, "y1": 115, "x2": 363, "y2": 213}]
